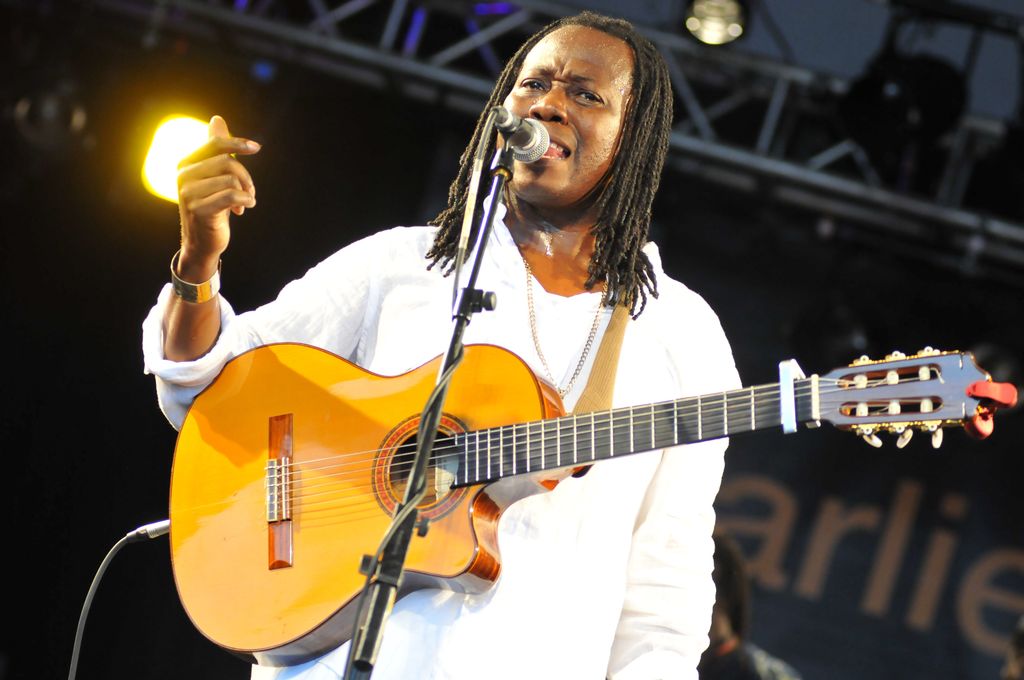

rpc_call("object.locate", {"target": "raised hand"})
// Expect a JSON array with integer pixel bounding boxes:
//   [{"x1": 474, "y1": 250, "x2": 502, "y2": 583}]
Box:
[
  {"x1": 164, "y1": 115, "x2": 260, "y2": 361},
  {"x1": 175, "y1": 115, "x2": 261, "y2": 281}
]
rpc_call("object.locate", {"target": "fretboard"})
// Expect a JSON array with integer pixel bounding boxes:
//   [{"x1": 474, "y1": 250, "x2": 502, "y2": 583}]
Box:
[{"x1": 440, "y1": 379, "x2": 816, "y2": 487}]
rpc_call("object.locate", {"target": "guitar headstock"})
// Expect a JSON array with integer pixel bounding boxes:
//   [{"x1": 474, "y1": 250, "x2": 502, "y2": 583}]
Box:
[{"x1": 816, "y1": 347, "x2": 1018, "y2": 449}]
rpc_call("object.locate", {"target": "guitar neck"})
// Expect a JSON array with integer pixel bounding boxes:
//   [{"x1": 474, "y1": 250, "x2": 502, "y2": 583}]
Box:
[{"x1": 444, "y1": 379, "x2": 818, "y2": 487}]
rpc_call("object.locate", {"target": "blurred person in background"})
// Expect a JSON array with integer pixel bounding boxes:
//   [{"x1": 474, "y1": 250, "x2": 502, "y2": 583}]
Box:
[
  {"x1": 699, "y1": 534, "x2": 802, "y2": 680},
  {"x1": 1003, "y1": 615, "x2": 1024, "y2": 680}
]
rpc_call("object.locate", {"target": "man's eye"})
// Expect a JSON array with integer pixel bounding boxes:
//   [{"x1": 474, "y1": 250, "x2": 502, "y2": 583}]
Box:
[
  {"x1": 578, "y1": 91, "x2": 601, "y2": 103},
  {"x1": 522, "y1": 80, "x2": 544, "y2": 90}
]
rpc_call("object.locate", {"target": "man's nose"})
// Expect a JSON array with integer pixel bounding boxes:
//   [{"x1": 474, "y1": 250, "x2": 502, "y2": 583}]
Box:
[{"x1": 529, "y1": 87, "x2": 568, "y2": 124}]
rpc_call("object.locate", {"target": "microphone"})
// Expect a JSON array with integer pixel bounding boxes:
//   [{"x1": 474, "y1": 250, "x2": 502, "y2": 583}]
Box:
[{"x1": 492, "y1": 106, "x2": 550, "y2": 163}]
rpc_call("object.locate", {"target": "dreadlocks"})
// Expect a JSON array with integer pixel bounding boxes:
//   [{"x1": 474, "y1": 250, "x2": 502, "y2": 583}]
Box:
[{"x1": 425, "y1": 12, "x2": 673, "y2": 316}]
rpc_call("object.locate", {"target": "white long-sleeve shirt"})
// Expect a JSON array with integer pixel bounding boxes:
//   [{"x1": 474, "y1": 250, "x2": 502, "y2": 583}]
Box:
[{"x1": 142, "y1": 211, "x2": 740, "y2": 680}]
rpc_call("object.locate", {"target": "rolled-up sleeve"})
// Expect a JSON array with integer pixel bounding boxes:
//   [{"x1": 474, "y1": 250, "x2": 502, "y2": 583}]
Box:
[
  {"x1": 142, "y1": 284, "x2": 250, "y2": 429},
  {"x1": 140, "y1": 228, "x2": 400, "y2": 429}
]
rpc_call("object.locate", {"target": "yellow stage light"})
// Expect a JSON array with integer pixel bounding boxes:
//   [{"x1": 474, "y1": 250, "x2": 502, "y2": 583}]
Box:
[{"x1": 142, "y1": 116, "x2": 208, "y2": 203}]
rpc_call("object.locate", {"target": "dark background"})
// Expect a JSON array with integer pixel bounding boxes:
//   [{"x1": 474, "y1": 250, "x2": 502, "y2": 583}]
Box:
[{"x1": 1, "y1": 2, "x2": 1022, "y2": 679}]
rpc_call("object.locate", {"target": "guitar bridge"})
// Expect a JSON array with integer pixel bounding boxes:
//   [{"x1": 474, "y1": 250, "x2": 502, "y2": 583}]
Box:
[
  {"x1": 266, "y1": 414, "x2": 294, "y2": 570},
  {"x1": 266, "y1": 459, "x2": 292, "y2": 522}
]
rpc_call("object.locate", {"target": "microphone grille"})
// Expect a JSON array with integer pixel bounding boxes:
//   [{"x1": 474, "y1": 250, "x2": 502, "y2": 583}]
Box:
[{"x1": 513, "y1": 119, "x2": 550, "y2": 163}]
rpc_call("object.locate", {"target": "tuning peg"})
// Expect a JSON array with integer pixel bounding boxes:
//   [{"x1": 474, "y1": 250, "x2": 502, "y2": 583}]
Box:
[
  {"x1": 916, "y1": 347, "x2": 941, "y2": 356},
  {"x1": 896, "y1": 428, "x2": 914, "y2": 449},
  {"x1": 931, "y1": 428, "x2": 943, "y2": 449},
  {"x1": 862, "y1": 433, "x2": 883, "y2": 448},
  {"x1": 885, "y1": 350, "x2": 906, "y2": 361}
]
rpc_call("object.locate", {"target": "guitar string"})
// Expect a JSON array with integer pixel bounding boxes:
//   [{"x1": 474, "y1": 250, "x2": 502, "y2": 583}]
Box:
[
  {"x1": 282, "y1": 391, "x2": 920, "y2": 514},
  {"x1": 187, "y1": 374, "x2": 938, "y2": 515},
  {"x1": 234, "y1": 380, "x2": 807, "y2": 497},
  {"x1": 267, "y1": 378, "x2": 839, "y2": 474},
  {"x1": 174, "y1": 377, "x2": 926, "y2": 527},
  {"x1": 176, "y1": 375, "x2": 944, "y2": 518},
  {"x1": 241, "y1": 392, "x2": 938, "y2": 516},
  {"x1": 292, "y1": 382, "x2": 794, "y2": 472},
  {"x1": 279, "y1": 372, "x2": 931, "y2": 477},
  {"x1": 176, "y1": 390, "x2": 794, "y2": 520},
  {"x1": 174, "y1": 387, "x2": 929, "y2": 526}
]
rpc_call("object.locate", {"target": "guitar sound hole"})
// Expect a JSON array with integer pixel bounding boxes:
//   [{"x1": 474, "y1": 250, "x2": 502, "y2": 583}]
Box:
[{"x1": 388, "y1": 431, "x2": 457, "y2": 509}]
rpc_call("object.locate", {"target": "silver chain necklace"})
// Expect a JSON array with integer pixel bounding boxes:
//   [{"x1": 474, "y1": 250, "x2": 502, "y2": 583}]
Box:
[{"x1": 523, "y1": 257, "x2": 606, "y2": 398}]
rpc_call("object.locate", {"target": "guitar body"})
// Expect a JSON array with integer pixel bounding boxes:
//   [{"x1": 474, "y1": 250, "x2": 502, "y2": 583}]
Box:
[{"x1": 169, "y1": 343, "x2": 562, "y2": 665}]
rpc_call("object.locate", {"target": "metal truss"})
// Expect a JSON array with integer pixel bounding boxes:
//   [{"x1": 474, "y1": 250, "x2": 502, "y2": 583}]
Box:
[{"x1": 77, "y1": 0, "x2": 1024, "y2": 284}]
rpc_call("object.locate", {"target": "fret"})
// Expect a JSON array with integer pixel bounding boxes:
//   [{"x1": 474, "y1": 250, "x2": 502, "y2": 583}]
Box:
[
  {"x1": 653, "y1": 402, "x2": 677, "y2": 449},
  {"x1": 622, "y1": 405, "x2": 630, "y2": 454},
  {"x1": 525, "y1": 422, "x2": 531, "y2": 473},
  {"x1": 697, "y1": 395, "x2": 703, "y2": 441},
  {"x1": 755, "y1": 390, "x2": 778, "y2": 430},
  {"x1": 590, "y1": 412, "x2": 597, "y2": 461},
  {"x1": 649, "y1": 404, "x2": 655, "y2": 450},
  {"x1": 725, "y1": 389, "x2": 753, "y2": 434},
  {"x1": 554, "y1": 418, "x2": 560, "y2": 468},
  {"x1": 539, "y1": 420, "x2": 546, "y2": 470},
  {"x1": 723, "y1": 392, "x2": 728, "y2": 435},
  {"x1": 750, "y1": 387, "x2": 755, "y2": 431},
  {"x1": 537, "y1": 420, "x2": 545, "y2": 470},
  {"x1": 496, "y1": 427, "x2": 502, "y2": 478},
  {"x1": 512, "y1": 424, "x2": 518, "y2": 475},
  {"x1": 463, "y1": 434, "x2": 468, "y2": 485},
  {"x1": 609, "y1": 410, "x2": 615, "y2": 457},
  {"x1": 572, "y1": 413, "x2": 578, "y2": 464},
  {"x1": 613, "y1": 409, "x2": 633, "y2": 456},
  {"x1": 673, "y1": 400, "x2": 679, "y2": 445},
  {"x1": 756, "y1": 386, "x2": 782, "y2": 430},
  {"x1": 477, "y1": 431, "x2": 483, "y2": 482}
]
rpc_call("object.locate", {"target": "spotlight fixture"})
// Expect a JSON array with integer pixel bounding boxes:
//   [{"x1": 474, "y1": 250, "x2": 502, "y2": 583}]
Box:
[
  {"x1": 684, "y1": 0, "x2": 748, "y2": 46},
  {"x1": 838, "y1": 12, "x2": 967, "y2": 193},
  {"x1": 13, "y1": 77, "x2": 88, "y2": 153}
]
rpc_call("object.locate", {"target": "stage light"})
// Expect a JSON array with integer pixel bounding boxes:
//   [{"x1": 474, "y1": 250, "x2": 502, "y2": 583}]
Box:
[
  {"x1": 684, "y1": 0, "x2": 748, "y2": 46},
  {"x1": 142, "y1": 116, "x2": 208, "y2": 203},
  {"x1": 838, "y1": 50, "x2": 966, "y2": 191},
  {"x1": 13, "y1": 78, "x2": 88, "y2": 153}
]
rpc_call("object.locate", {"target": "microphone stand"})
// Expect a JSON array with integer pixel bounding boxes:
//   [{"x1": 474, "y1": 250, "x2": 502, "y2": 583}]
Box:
[{"x1": 342, "y1": 130, "x2": 517, "y2": 680}]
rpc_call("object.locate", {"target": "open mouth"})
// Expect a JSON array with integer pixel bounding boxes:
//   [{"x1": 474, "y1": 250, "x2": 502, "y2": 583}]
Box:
[{"x1": 542, "y1": 141, "x2": 571, "y2": 159}]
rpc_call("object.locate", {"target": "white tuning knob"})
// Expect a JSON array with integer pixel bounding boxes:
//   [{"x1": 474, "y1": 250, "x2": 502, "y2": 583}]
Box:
[
  {"x1": 862, "y1": 433, "x2": 883, "y2": 448},
  {"x1": 931, "y1": 428, "x2": 944, "y2": 449},
  {"x1": 896, "y1": 429, "x2": 914, "y2": 449}
]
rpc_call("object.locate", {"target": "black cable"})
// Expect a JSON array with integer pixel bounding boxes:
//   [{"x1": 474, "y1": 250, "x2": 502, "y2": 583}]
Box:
[{"x1": 67, "y1": 519, "x2": 170, "y2": 680}]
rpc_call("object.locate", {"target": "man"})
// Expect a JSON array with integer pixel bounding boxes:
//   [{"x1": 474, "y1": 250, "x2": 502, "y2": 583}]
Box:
[
  {"x1": 698, "y1": 535, "x2": 802, "y2": 680},
  {"x1": 144, "y1": 12, "x2": 740, "y2": 680}
]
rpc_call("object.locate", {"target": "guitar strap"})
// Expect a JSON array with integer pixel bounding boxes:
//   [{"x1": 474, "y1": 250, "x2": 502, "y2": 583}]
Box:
[
  {"x1": 568, "y1": 302, "x2": 630, "y2": 478},
  {"x1": 572, "y1": 301, "x2": 630, "y2": 415}
]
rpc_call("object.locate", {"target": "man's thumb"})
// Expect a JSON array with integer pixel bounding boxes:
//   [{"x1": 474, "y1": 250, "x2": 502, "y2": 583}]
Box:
[{"x1": 208, "y1": 114, "x2": 230, "y2": 140}]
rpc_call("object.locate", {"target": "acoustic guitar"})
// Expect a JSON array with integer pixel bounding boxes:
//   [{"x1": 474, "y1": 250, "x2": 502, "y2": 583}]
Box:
[{"x1": 168, "y1": 343, "x2": 1015, "y2": 665}]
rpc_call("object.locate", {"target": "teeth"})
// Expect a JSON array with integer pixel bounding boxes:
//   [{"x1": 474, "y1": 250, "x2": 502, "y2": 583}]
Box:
[{"x1": 547, "y1": 142, "x2": 569, "y2": 158}]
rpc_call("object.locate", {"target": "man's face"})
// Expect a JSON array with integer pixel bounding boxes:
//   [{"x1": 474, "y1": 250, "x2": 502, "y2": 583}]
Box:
[{"x1": 502, "y1": 25, "x2": 634, "y2": 212}]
